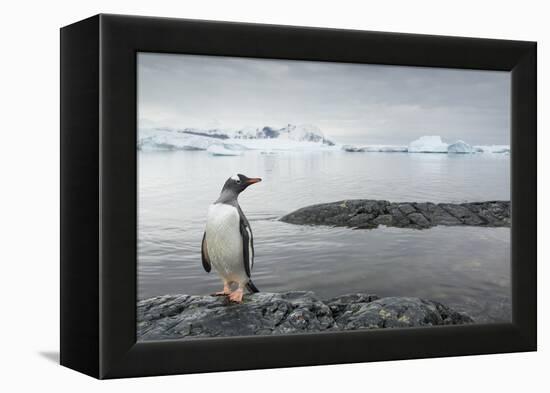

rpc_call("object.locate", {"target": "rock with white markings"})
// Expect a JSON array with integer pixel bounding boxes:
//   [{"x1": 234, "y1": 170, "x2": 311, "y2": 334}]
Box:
[
  {"x1": 280, "y1": 200, "x2": 510, "y2": 229},
  {"x1": 137, "y1": 291, "x2": 473, "y2": 341}
]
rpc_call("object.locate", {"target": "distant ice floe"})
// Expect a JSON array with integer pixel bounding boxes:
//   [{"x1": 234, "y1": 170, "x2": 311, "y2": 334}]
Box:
[
  {"x1": 138, "y1": 124, "x2": 338, "y2": 153},
  {"x1": 342, "y1": 135, "x2": 509, "y2": 155},
  {"x1": 233, "y1": 124, "x2": 335, "y2": 145},
  {"x1": 408, "y1": 136, "x2": 449, "y2": 153},
  {"x1": 473, "y1": 145, "x2": 510, "y2": 154},
  {"x1": 342, "y1": 144, "x2": 408, "y2": 153},
  {"x1": 447, "y1": 140, "x2": 475, "y2": 154},
  {"x1": 207, "y1": 144, "x2": 243, "y2": 156},
  {"x1": 138, "y1": 127, "x2": 510, "y2": 156},
  {"x1": 138, "y1": 128, "x2": 215, "y2": 151}
]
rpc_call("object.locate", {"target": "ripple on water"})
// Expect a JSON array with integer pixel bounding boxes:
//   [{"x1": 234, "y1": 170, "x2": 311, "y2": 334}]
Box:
[{"x1": 138, "y1": 151, "x2": 511, "y2": 323}]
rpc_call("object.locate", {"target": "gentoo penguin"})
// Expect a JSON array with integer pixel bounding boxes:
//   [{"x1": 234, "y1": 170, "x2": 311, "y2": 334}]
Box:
[{"x1": 201, "y1": 174, "x2": 262, "y2": 303}]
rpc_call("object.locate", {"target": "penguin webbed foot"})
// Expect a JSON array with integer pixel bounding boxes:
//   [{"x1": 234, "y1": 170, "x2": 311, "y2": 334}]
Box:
[
  {"x1": 211, "y1": 283, "x2": 232, "y2": 297},
  {"x1": 228, "y1": 288, "x2": 244, "y2": 303}
]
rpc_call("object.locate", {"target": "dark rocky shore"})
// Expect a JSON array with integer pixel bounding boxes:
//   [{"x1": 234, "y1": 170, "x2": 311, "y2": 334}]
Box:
[
  {"x1": 137, "y1": 291, "x2": 473, "y2": 341},
  {"x1": 280, "y1": 200, "x2": 510, "y2": 229}
]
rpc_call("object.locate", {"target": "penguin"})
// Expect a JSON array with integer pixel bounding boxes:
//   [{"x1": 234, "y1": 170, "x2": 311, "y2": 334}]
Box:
[{"x1": 201, "y1": 174, "x2": 262, "y2": 303}]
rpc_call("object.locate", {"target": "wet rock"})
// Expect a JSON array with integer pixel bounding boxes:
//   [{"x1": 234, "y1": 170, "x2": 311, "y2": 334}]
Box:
[
  {"x1": 398, "y1": 203, "x2": 416, "y2": 215},
  {"x1": 439, "y1": 204, "x2": 485, "y2": 226},
  {"x1": 138, "y1": 292, "x2": 335, "y2": 340},
  {"x1": 372, "y1": 214, "x2": 393, "y2": 226},
  {"x1": 387, "y1": 204, "x2": 412, "y2": 227},
  {"x1": 280, "y1": 200, "x2": 510, "y2": 230},
  {"x1": 430, "y1": 205, "x2": 462, "y2": 226},
  {"x1": 407, "y1": 212, "x2": 431, "y2": 228},
  {"x1": 325, "y1": 293, "x2": 380, "y2": 315},
  {"x1": 137, "y1": 291, "x2": 473, "y2": 341},
  {"x1": 333, "y1": 297, "x2": 473, "y2": 330}
]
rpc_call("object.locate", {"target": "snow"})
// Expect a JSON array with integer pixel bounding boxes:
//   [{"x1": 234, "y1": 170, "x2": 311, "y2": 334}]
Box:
[
  {"x1": 138, "y1": 128, "x2": 510, "y2": 156},
  {"x1": 286, "y1": 124, "x2": 331, "y2": 143},
  {"x1": 234, "y1": 138, "x2": 335, "y2": 151},
  {"x1": 207, "y1": 144, "x2": 243, "y2": 156},
  {"x1": 342, "y1": 144, "x2": 407, "y2": 153},
  {"x1": 231, "y1": 123, "x2": 334, "y2": 145},
  {"x1": 138, "y1": 124, "x2": 337, "y2": 152},
  {"x1": 343, "y1": 137, "x2": 509, "y2": 155},
  {"x1": 473, "y1": 145, "x2": 510, "y2": 154},
  {"x1": 408, "y1": 136, "x2": 449, "y2": 153},
  {"x1": 448, "y1": 140, "x2": 475, "y2": 154},
  {"x1": 138, "y1": 128, "x2": 216, "y2": 151}
]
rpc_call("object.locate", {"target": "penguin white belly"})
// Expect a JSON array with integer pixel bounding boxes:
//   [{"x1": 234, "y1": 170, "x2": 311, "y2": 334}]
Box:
[{"x1": 205, "y1": 203, "x2": 247, "y2": 284}]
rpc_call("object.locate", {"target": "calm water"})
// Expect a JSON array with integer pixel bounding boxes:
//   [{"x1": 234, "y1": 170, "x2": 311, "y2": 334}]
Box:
[{"x1": 138, "y1": 151, "x2": 511, "y2": 323}]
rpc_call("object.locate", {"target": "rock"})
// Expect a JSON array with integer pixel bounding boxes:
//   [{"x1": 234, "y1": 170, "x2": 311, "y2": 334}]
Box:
[
  {"x1": 439, "y1": 203, "x2": 484, "y2": 225},
  {"x1": 407, "y1": 212, "x2": 431, "y2": 228},
  {"x1": 332, "y1": 297, "x2": 473, "y2": 329},
  {"x1": 430, "y1": 204, "x2": 462, "y2": 226},
  {"x1": 398, "y1": 203, "x2": 416, "y2": 215},
  {"x1": 325, "y1": 293, "x2": 380, "y2": 315},
  {"x1": 372, "y1": 214, "x2": 393, "y2": 226},
  {"x1": 138, "y1": 292, "x2": 334, "y2": 341},
  {"x1": 280, "y1": 200, "x2": 510, "y2": 230},
  {"x1": 137, "y1": 291, "x2": 473, "y2": 341}
]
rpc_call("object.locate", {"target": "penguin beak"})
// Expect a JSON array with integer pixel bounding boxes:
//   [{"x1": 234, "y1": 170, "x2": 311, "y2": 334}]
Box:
[{"x1": 245, "y1": 177, "x2": 262, "y2": 185}]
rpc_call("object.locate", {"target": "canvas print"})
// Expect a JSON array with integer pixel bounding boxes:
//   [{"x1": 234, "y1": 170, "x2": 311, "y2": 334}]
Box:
[{"x1": 137, "y1": 53, "x2": 510, "y2": 341}]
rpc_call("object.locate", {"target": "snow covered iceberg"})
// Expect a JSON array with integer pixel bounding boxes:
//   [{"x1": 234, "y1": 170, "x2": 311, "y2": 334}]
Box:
[
  {"x1": 448, "y1": 140, "x2": 475, "y2": 154},
  {"x1": 473, "y1": 145, "x2": 510, "y2": 154},
  {"x1": 207, "y1": 144, "x2": 243, "y2": 156},
  {"x1": 343, "y1": 136, "x2": 508, "y2": 155},
  {"x1": 342, "y1": 144, "x2": 408, "y2": 153},
  {"x1": 232, "y1": 124, "x2": 334, "y2": 145},
  {"x1": 408, "y1": 136, "x2": 449, "y2": 153},
  {"x1": 138, "y1": 124, "x2": 337, "y2": 152},
  {"x1": 138, "y1": 128, "x2": 219, "y2": 151}
]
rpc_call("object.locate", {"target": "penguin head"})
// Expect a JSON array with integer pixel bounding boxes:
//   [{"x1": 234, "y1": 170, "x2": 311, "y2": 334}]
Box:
[{"x1": 221, "y1": 174, "x2": 262, "y2": 195}]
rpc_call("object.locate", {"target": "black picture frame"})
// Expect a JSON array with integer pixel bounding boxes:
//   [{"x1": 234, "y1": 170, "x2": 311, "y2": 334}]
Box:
[{"x1": 60, "y1": 14, "x2": 537, "y2": 379}]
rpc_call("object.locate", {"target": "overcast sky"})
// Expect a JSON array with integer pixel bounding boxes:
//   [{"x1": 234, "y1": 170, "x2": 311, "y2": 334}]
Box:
[{"x1": 138, "y1": 52, "x2": 510, "y2": 145}]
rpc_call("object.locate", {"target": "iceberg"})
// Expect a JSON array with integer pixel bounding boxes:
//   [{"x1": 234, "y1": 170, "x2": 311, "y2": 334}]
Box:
[
  {"x1": 231, "y1": 123, "x2": 335, "y2": 146},
  {"x1": 139, "y1": 124, "x2": 338, "y2": 152},
  {"x1": 138, "y1": 128, "x2": 511, "y2": 156},
  {"x1": 473, "y1": 145, "x2": 510, "y2": 154},
  {"x1": 363, "y1": 145, "x2": 408, "y2": 153},
  {"x1": 408, "y1": 136, "x2": 449, "y2": 153},
  {"x1": 138, "y1": 128, "x2": 216, "y2": 151},
  {"x1": 342, "y1": 145, "x2": 365, "y2": 152},
  {"x1": 207, "y1": 144, "x2": 243, "y2": 156},
  {"x1": 232, "y1": 138, "x2": 335, "y2": 152},
  {"x1": 287, "y1": 124, "x2": 335, "y2": 145},
  {"x1": 448, "y1": 140, "x2": 475, "y2": 154},
  {"x1": 342, "y1": 144, "x2": 408, "y2": 153},
  {"x1": 177, "y1": 128, "x2": 230, "y2": 140},
  {"x1": 138, "y1": 128, "x2": 246, "y2": 151},
  {"x1": 342, "y1": 137, "x2": 510, "y2": 155}
]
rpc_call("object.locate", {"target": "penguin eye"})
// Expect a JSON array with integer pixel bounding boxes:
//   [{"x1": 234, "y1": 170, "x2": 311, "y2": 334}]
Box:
[{"x1": 235, "y1": 179, "x2": 241, "y2": 184}]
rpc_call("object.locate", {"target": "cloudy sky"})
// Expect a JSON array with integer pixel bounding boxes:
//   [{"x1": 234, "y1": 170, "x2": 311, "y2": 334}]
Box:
[{"x1": 138, "y1": 52, "x2": 510, "y2": 145}]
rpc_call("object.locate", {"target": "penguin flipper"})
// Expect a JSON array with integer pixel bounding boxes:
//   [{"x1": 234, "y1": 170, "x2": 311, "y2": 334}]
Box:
[
  {"x1": 246, "y1": 280, "x2": 260, "y2": 293},
  {"x1": 201, "y1": 232, "x2": 211, "y2": 273},
  {"x1": 239, "y1": 217, "x2": 253, "y2": 278}
]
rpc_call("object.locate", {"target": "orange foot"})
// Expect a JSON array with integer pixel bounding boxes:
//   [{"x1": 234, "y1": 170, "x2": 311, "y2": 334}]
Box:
[
  {"x1": 228, "y1": 288, "x2": 244, "y2": 303},
  {"x1": 212, "y1": 284, "x2": 231, "y2": 297}
]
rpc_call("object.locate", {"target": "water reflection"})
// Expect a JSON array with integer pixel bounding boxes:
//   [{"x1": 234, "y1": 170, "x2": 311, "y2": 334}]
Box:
[{"x1": 138, "y1": 150, "x2": 510, "y2": 323}]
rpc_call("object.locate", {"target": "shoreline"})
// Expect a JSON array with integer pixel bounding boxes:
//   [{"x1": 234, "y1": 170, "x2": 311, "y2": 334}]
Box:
[{"x1": 137, "y1": 291, "x2": 473, "y2": 341}]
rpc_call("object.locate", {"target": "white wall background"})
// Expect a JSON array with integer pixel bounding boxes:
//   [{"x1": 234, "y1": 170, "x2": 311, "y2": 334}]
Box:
[{"x1": 0, "y1": 0, "x2": 546, "y2": 390}]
